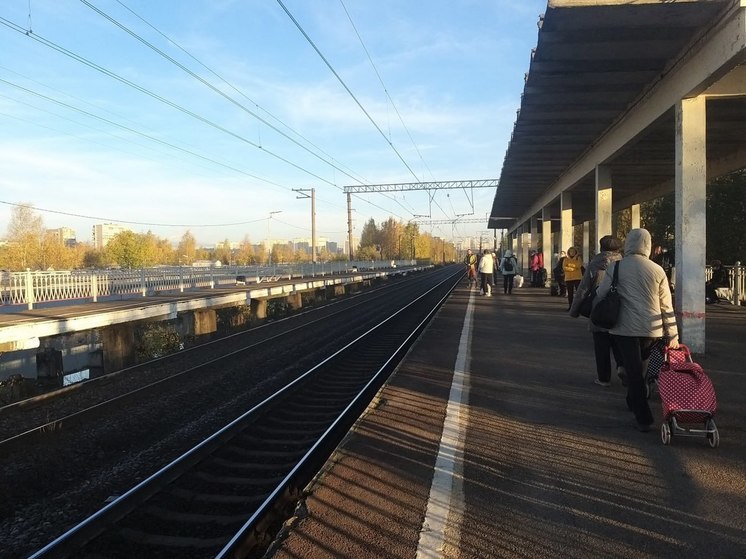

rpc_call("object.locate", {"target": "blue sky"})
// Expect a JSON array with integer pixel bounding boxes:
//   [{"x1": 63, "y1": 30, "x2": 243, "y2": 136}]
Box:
[{"x1": 0, "y1": 0, "x2": 547, "y2": 247}]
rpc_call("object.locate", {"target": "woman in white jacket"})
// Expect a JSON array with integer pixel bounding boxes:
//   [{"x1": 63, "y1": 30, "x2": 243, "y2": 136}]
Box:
[{"x1": 594, "y1": 228, "x2": 679, "y2": 431}]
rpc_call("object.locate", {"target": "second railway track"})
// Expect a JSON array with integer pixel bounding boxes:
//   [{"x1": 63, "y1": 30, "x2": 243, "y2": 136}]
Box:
[{"x1": 1, "y1": 265, "x2": 463, "y2": 559}]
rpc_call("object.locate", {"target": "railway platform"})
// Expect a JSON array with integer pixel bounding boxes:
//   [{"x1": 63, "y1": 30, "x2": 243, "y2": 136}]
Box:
[{"x1": 271, "y1": 281, "x2": 746, "y2": 558}]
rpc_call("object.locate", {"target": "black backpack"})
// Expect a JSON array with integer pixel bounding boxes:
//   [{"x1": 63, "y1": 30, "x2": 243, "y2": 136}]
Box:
[{"x1": 503, "y1": 257, "x2": 514, "y2": 272}]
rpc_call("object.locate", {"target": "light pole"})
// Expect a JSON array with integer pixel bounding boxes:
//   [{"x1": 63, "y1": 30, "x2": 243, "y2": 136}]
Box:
[{"x1": 267, "y1": 211, "x2": 282, "y2": 267}]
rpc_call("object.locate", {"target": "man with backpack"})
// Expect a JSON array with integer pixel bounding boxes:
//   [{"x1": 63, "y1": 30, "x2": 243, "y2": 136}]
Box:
[{"x1": 500, "y1": 250, "x2": 518, "y2": 294}]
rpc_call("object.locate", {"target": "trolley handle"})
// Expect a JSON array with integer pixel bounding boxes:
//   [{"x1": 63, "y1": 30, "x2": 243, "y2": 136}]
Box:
[{"x1": 663, "y1": 343, "x2": 693, "y2": 363}]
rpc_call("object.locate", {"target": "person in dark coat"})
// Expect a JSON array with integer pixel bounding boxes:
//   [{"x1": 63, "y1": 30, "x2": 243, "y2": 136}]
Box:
[
  {"x1": 595, "y1": 228, "x2": 679, "y2": 432},
  {"x1": 706, "y1": 260, "x2": 730, "y2": 303},
  {"x1": 569, "y1": 236, "x2": 624, "y2": 386}
]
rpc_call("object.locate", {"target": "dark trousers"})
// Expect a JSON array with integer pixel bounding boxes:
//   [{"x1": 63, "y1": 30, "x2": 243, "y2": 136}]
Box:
[
  {"x1": 480, "y1": 273, "x2": 493, "y2": 293},
  {"x1": 613, "y1": 335, "x2": 657, "y2": 425},
  {"x1": 566, "y1": 280, "x2": 580, "y2": 308},
  {"x1": 592, "y1": 331, "x2": 623, "y2": 382},
  {"x1": 503, "y1": 274, "x2": 514, "y2": 293},
  {"x1": 557, "y1": 279, "x2": 566, "y2": 296}
]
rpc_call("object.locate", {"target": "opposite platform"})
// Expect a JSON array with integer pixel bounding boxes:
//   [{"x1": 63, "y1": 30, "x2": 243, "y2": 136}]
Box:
[{"x1": 270, "y1": 282, "x2": 746, "y2": 558}]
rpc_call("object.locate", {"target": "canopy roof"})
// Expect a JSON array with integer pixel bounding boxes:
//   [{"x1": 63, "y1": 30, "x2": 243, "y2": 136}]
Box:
[{"x1": 489, "y1": 0, "x2": 745, "y2": 231}]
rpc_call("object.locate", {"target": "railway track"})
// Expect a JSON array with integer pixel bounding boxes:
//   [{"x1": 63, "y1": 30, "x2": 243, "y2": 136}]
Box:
[
  {"x1": 9, "y1": 265, "x2": 461, "y2": 558},
  {"x1": 0, "y1": 265, "x2": 433, "y2": 446}
]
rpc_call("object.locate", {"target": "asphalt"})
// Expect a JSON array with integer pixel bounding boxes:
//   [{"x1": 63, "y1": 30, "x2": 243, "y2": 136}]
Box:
[{"x1": 270, "y1": 280, "x2": 746, "y2": 559}]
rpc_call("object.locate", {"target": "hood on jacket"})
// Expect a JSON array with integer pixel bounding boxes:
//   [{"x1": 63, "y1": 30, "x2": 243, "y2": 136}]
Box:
[
  {"x1": 624, "y1": 228, "x2": 652, "y2": 257},
  {"x1": 504, "y1": 250, "x2": 513, "y2": 257}
]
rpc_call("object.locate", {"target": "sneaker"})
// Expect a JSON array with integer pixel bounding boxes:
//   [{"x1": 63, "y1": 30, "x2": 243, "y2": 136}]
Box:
[
  {"x1": 594, "y1": 379, "x2": 611, "y2": 387},
  {"x1": 617, "y1": 366, "x2": 628, "y2": 387}
]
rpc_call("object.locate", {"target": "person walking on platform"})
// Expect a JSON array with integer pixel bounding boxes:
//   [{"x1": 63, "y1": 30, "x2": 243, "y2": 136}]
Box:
[
  {"x1": 569, "y1": 235, "x2": 625, "y2": 386},
  {"x1": 594, "y1": 228, "x2": 679, "y2": 432},
  {"x1": 529, "y1": 249, "x2": 545, "y2": 287},
  {"x1": 500, "y1": 250, "x2": 518, "y2": 294},
  {"x1": 562, "y1": 246, "x2": 584, "y2": 310},
  {"x1": 478, "y1": 249, "x2": 495, "y2": 296},
  {"x1": 554, "y1": 250, "x2": 567, "y2": 296},
  {"x1": 464, "y1": 249, "x2": 477, "y2": 289}
]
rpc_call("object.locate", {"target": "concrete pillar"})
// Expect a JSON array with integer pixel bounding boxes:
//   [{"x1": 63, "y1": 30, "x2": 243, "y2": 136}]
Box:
[
  {"x1": 36, "y1": 347, "x2": 63, "y2": 379},
  {"x1": 595, "y1": 165, "x2": 613, "y2": 244},
  {"x1": 582, "y1": 221, "x2": 591, "y2": 263},
  {"x1": 560, "y1": 191, "x2": 573, "y2": 253},
  {"x1": 287, "y1": 292, "x2": 303, "y2": 311},
  {"x1": 675, "y1": 96, "x2": 707, "y2": 353},
  {"x1": 630, "y1": 203, "x2": 641, "y2": 230},
  {"x1": 193, "y1": 309, "x2": 217, "y2": 336},
  {"x1": 542, "y1": 207, "x2": 552, "y2": 278},
  {"x1": 520, "y1": 225, "x2": 529, "y2": 274},
  {"x1": 529, "y1": 216, "x2": 538, "y2": 249},
  {"x1": 102, "y1": 323, "x2": 136, "y2": 373},
  {"x1": 251, "y1": 298, "x2": 268, "y2": 320}
]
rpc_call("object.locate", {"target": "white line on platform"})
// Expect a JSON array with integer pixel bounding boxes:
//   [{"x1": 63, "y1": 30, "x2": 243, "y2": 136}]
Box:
[{"x1": 415, "y1": 289, "x2": 473, "y2": 558}]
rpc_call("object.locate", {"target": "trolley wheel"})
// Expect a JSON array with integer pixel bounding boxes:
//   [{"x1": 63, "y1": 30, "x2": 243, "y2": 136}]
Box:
[
  {"x1": 706, "y1": 419, "x2": 720, "y2": 448},
  {"x1": 661, "y1": 422, "x2": 672, "y2": 445}
]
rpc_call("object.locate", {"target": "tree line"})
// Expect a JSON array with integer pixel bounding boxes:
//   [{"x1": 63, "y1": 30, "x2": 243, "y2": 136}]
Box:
[
  {"x1": 0, "y1": 206, "x2": 458, "y2": 271},
  {"x1": 6, "y1": 170, "x2": 740, "y2": 272}
]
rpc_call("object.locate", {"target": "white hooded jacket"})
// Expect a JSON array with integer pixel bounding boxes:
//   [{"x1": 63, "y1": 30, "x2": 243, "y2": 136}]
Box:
[{"x1": 595, "y1": 228, "x2": 679, "y2": 340}]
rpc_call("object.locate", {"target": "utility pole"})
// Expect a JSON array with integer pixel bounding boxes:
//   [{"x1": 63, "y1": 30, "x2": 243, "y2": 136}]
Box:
[
  {"x1": 347, "y1": 192, "x2": 354, "y2": 261},
  {"x1": 294, "y1": 188, "x2": 316, "y2": 263},
  {"x1": 268, "y1": 210, "x2": 282, "y2": 267}
]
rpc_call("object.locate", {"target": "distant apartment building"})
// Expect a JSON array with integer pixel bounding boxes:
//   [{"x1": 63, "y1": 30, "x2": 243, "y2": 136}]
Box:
[
  {"x1": 92, "y1": 223, "x2": 129, "y2": 250},
  {"x1": 292, "y1": 237, "x2": 333, "y2": 258},
  {"x1": 47, "y1": 227, "x2": 77, "y2": 247}
]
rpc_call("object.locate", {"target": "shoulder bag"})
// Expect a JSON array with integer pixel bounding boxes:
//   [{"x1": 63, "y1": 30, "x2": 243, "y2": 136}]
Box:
[
  {"x1": 590, "y1": 261, "x2": 621, "y2": 329},
  {"x1": 577, "y1": 277, "x2": 596, "y2": 318}
]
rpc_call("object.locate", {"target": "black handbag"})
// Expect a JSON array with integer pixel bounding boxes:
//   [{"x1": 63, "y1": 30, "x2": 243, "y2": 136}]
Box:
[
  {"x1": 577, "y1": 277, "x2": 596, "y2": 318},
  {"x1": 590, "y1": 262, "x2": 621, "y2": 329}
]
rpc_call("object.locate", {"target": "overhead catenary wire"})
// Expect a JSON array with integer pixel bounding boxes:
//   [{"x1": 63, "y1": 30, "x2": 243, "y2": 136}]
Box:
[
  {"x1": 0, "y1": 17, "x2": 411, "y2": 226},
  {"x1": 112, "y1": 0, "x2": 371, "y2": 190},
  {"x1": 339, "y1": 0, "x2": 436, "y2": 183},
  {"x1": 276, "y1": 0, "x2": 422, "y2": 184},
  {"x1": 0, "y1": 4, "x2": 464, "y2": 234},
  {"x1": 79, "y1": 0, "x2": 372, "y2": 191}
]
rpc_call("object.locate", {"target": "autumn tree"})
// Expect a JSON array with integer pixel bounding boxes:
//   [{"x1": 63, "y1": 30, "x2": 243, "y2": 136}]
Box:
[
  {"x1": 4, "y1": 203, "x2": 45, "y2": 270},
  {"x1": 236, "y1": 236, "x2": 255, "y2": 265},
  {"x1": 379, "y1": 218, "x2": 401, "y2": 259},
  {"x1": 214, "y1": 239, "x2": 232, "y2": 265},
  {"x1": 177, "y1": 230, "x2": 198, "y2": 264},
  {"x1": 359, "y1": 218, "x2": 379, "y2": 254},
  {"x1": 105, "y1": 231, "x2": 146, "y2": 268}
]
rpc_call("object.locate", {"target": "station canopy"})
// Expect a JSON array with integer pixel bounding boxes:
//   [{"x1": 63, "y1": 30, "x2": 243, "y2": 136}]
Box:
[{"x1": 489, "y1": 0, "x2": 745, "y2": 231}]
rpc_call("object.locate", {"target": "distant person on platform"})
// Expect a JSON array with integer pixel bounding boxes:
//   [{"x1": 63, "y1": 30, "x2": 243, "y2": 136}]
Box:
[
  {"x1": 553, "y1": 250, "x2": 567, "y2": 296},
  {"x1": 529, "y1": 249, "x2": 544, "y2": 287},
  {"x1": 562, "y1": 246, "x2": 584, "y2": 310},
  {"x1": 500, "y1": 250, "x2": 518, "y2": 294},
  {"x1": 652, "y1": 245, "x2": 674, "y2": 291},
  {"x1": 478, "y1": 249, "x2": 495, "y2": 296},
  {"x1": 464, "y1": 249, "x2": 477, "y2": 289}
]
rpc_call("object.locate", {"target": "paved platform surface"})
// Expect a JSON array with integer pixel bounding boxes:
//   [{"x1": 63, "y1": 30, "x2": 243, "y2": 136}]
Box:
[{"x1": 271, "y1": 282, "x2": 746, "y2": 558}]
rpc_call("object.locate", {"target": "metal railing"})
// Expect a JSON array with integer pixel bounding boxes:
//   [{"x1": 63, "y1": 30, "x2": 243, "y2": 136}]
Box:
[{"x1": 0, "y1": 260, "x2": 419, "y2": 310}]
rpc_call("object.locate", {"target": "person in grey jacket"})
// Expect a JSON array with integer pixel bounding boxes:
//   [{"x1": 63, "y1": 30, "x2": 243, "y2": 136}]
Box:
[
  {"x1": 595, "y1": 228, "x2": 679, "y2": 431},
  {"x1": 569, "y1": 235, "x2": 624, "y2": 386},
  {"x1": 500, "y1": 250, "x2": 518, "y2": 294}
]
